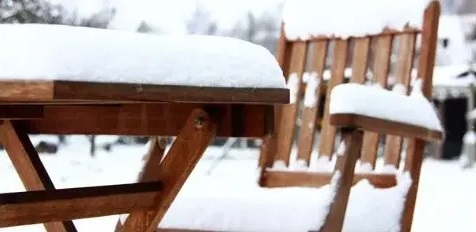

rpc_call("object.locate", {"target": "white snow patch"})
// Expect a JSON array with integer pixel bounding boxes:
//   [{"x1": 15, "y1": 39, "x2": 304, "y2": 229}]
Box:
[
  {"x1": 294, "y1": 159, "x2": 309, "y2": 171},
  {"x1": 287, "y1": 73, "x2": 301, "y2": 104},
  {"x1": 303, "y1": 72, "x2": 320, "y2": 108},
  {"x1": 0, "y1": 24, "x2": 286, "y2": 89},
  {"x1": 356, "y1": 162, "x2": 373, "y2": 173},
  {"x1": 342, "y1": 172, "x2": 412, "y2": 232},
  {"x1": 271, "y1": 160, "x2": 288, "y2": 171},
  {"x1": 282, "y1": 0, "x2": 434, "y2": 40},
  {"x1": 313, "y1": 156, "x2": 335, "y2": 172},
  {"x1": 463, "y1": 131, "x2": 476, "y2": 144},
  {"x1": 336, "y1": 140, "x2": 347, "y2": 157},
  {"x1": 392, "y1": 83, "x2": 408, "y2": 95},
  {"x1": 329, "y1": 81, "x2": 443, "y2": 131},
  {"x1": 161, "y1": 171, "x2": 341, "y2": 232},
  {"x1": 382, "y1": 164, "x2": 399, "y2": 174}
]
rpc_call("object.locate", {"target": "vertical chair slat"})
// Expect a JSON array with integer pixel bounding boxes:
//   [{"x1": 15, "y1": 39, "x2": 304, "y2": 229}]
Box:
[
  {"x1": 360, "y1": 35, "x2": 393, "y2": 168},
  {"x1": 258, "y1": 26, "x2": 295, "y2": 169},
  {"x1": 319, "y1": 39, "x2": 349, "y2": 158},
  {"x1": 296, "y1": 40, "x2": 329, "y2": 165},
  {"x1": 384, "y1": 33, "x2": 417, "y2": 168},
  {"x1": 274, "y1": 41, "x2": 308, "y2": 166},
  {"x1": 351, "y1": 38, "x2": 371, "y2": 84}
]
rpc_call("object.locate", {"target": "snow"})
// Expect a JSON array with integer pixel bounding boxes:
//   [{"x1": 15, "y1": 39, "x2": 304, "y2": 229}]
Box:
[
  {"x1": 0, "y1": 136, "x2": 475, "y2": 232},
  {"x1": 463, "y1": 131, "x2": 476, "y2": 144},
  {"x1": 287, "y1": 73, "x2": 301, "y2": 104},
  {"x1": 392, "y1": 83, "x2": 408, "y2": 95},
  {"x1": 282, "y1": 0, "x2": 434, "y2": 40},
  {"x1": 303, "y1": 72, "x2": 320, "y2": 108},
  {"x1": 356, "y1": 163, "x2": 373, "y2": 173},
  {"x1": 433, "y1": 64, "x2": 476, "y2": 87},
  {"x1": 0, "y1": 24, "x2": 286, "y2": 89},
  {"x1": 336, "y1": 140, "x2": 346, "y2": 157},
  {"x1": 329, "y1": 80, "x2": 443, "y2": 132},
  {"x1": 160, "y1": 172, "x2": 340, "y2": 232}
]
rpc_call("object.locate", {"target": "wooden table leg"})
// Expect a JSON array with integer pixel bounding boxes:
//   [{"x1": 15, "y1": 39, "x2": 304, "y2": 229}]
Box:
[
  {"x1": 0, "y1": 120, "x2": 77, "y2": 232},
  {"x1": 117, "y1": 108, "x2": 217, "y2": 232},
  {"x1": 114, "y1": 136, "x2": 168, "y2": 231}
]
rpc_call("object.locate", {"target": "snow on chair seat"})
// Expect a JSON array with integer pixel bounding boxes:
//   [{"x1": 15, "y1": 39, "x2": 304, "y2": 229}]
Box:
[
  {"x1": 329, "y1": 80, "x2": 443, "y2": 142},
  {"x1": 158, "y1": 172, "x2": 411, "y2": 232},
  {"x1": 0, "y1": 24, "x2": 288, "y2": 104}
]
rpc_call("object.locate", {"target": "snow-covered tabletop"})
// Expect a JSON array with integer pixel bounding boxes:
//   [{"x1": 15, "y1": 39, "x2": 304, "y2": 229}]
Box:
[
  {"x1": 0, "y1": 24, "x2": 285, "y2": 89},
  {"x1": 282, "y1": 0, "x2": 434, "y2": 39}
]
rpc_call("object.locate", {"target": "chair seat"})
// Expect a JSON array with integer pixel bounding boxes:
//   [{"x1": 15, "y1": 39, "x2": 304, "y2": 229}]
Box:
[{"x1": 158, "y1": 173, "x2": 411, "y2": 232}]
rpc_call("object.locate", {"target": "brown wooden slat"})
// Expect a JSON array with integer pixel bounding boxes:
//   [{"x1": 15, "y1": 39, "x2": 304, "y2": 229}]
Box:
[
  {"x1": 351, "y1": 38, "x2": 371, "y2": 84},
  {"x1": 0, "y1": 105, "x2": 43, "y2": 119},
  {"x1": 0, "y1": 81, "x2": 54, "y2": 102},
  {"x1": 318, "y1": 40, "x2": 349, "y2": 158},
  {"x1": 0, "y1": 80, "x2": 290, "y2": 105},
  {"x1": 384, "y1": 33, "x2": 417, "y2": 168},
  {"x1": 119, "y1": 108, "x2": 217, "y2": 232},
  {"x1": 0, "y1": 120, "x2": 76, "y2": 232},
  {"x1": 401, "y1": 2, "x2": 441, "y2": 232},
  {"x1": 291, "y1": 27, "x2": 421, "y2": 42},
  {"x1": 274, "y1": 41, "x2": 308, "y2": 166},
  {"x1": 257, "y1": 25, "x2": 294, "y2": 170},
  {"x1": 330, "y1": 114, "x2": 443, "y2": 142},
  {"x1": 261, "y1": 170, "x2": 397, "y2": 189},
  {"x1": 14, "y1": 104, "x2": 267, "y2": 137},
  {"x1": 296, "y1": 40, "x2": 328, "y2": 165},
  {"x1": 360, "y1": 35, "x2": 393, "y2": 168},
  {"x1": 0, "y1": 182, "x2": 163, "y2": 227}
]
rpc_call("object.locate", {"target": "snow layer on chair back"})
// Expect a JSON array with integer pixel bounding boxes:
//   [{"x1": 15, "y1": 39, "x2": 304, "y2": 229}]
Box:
[
  {"x1": 0, "y1": 24, "x2": 286, "y2": 88},
  {"x1": 282, "y1": 0, "x2": 434, "y2": 40},
  {"x1": 329, "y1": 82, "x2": 443, "y2": 131}
]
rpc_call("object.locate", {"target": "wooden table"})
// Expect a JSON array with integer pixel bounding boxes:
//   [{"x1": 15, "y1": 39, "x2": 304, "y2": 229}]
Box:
[{"x1": 0, "y1": 80, "x2": 289, "y2": 232}]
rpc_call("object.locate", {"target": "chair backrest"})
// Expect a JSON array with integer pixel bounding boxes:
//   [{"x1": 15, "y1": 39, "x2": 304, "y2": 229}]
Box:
[{"x1": 262, "y1": 0, "x2": 440, "y2": 173}]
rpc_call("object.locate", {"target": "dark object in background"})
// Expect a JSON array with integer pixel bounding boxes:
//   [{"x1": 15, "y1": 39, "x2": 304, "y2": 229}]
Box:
[
  {"x1": 35, "y1": 141, "x2": 58, "y2": 154},
  {"x1": 440, "y1": 98, "x2": 468, "y2": 159}
]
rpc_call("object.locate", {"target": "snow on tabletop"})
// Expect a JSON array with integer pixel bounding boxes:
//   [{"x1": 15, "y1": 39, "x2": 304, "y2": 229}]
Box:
[
  {"x1": 329, "y1": 79, "x2": 443, "y2": 132},
  {"x1": 282, "y1": 0, "x2": 434, "y2": 40},
  {"x1": 0, "y1": 24, "x2": 286, "y2": 89}
]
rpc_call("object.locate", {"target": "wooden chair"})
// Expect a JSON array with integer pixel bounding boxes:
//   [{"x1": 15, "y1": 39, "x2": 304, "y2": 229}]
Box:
[{"x1": 259, "y1": 1, "x2": 441, "y2": 232}]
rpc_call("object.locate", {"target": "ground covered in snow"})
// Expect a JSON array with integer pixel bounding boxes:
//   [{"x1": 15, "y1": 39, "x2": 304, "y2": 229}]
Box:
[{"x1": 0, "y1": 136, "x2": 474, "y2": 232}]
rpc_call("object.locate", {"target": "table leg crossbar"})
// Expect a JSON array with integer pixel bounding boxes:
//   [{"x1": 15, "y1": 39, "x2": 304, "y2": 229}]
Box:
[{"x1": 0, "y1": 108, "x2": 217, "y2": 232}]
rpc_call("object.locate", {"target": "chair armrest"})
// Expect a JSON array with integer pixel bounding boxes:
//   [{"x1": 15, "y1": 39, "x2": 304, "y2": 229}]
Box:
[
  {"x1": 330, "y1": 113, "x2": 443, "y2": 142},
  {"x1": 328, "y1": 82, "x2": 444, "y2": 142}
]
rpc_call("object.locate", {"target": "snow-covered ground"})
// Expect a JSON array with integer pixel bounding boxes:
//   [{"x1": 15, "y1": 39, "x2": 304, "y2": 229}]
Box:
[{"x1": 0, "y1": 135, "x2": 475, "y2": 231}]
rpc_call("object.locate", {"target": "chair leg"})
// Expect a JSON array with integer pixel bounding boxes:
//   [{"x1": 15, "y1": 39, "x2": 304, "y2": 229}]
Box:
[
  {"x1": 320, "y1": 129, "x2": 363, "y2": 232},
  {"x1": 0, "y1": 120, "x2": 77, "y2": 232},
  {"x1": 400, "y1": 139, "x2": 426, "y2": 232},
  {"x1": 117, "y1": 108, "x2": 218, "y2": 232}
]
